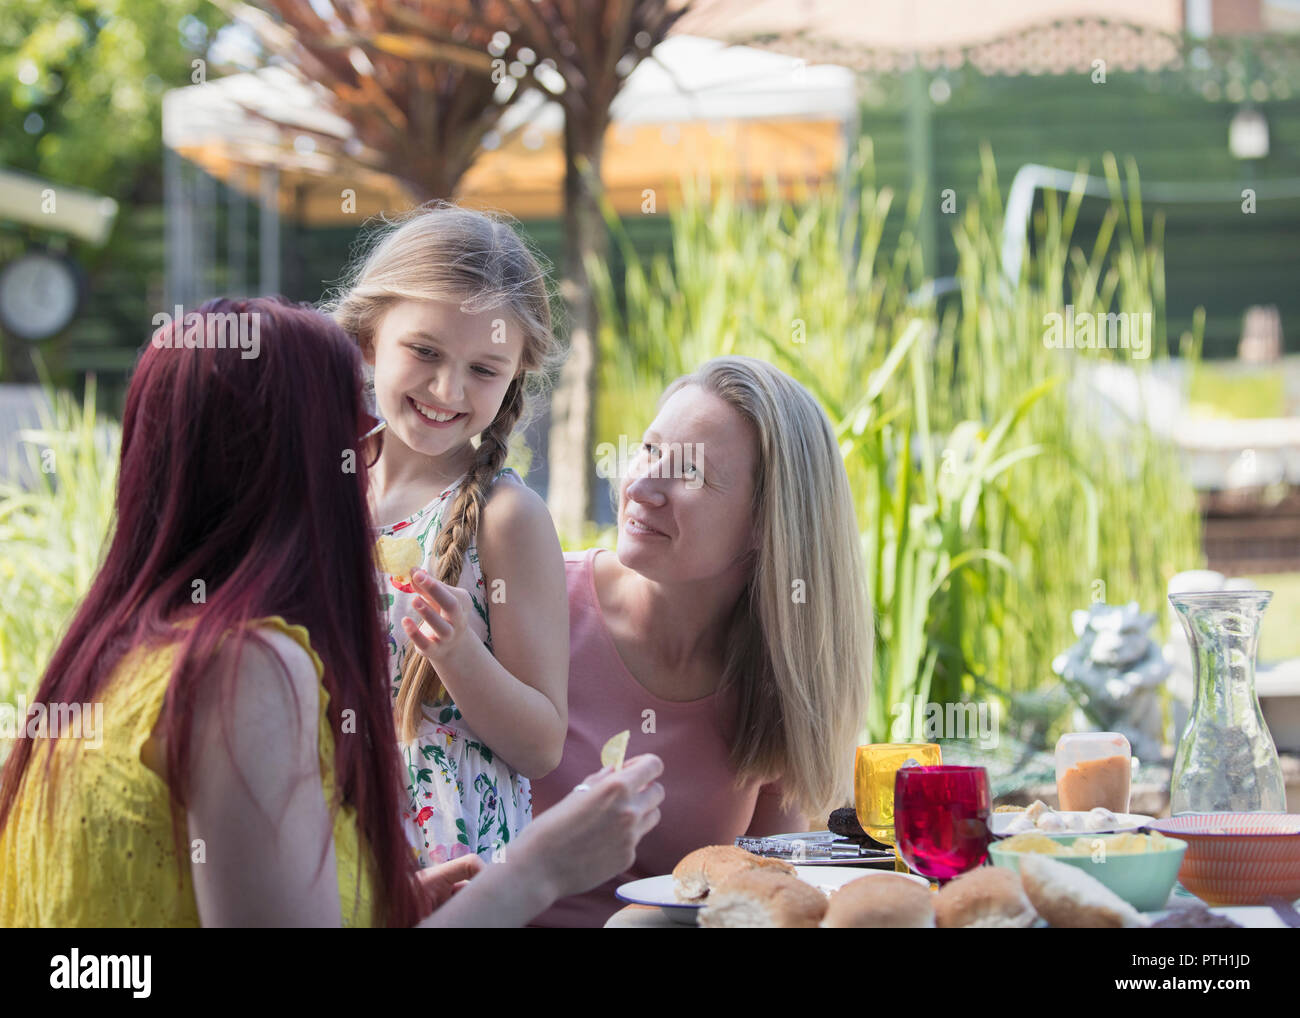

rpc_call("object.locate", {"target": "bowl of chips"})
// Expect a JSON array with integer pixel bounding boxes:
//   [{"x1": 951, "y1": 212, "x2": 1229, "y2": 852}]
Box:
[{"x1": 989, "y1": 831, "x2": 1187, "y2": 912}]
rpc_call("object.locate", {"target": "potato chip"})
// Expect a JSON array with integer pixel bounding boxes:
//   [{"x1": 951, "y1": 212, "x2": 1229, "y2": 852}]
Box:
[
  {"x1": 375, "y1": 536, "x2": 422, "y2": 584},
  {"x1": 1066, "y1": 831, "x2": 1169, "y2": 855},
  {"x1": 998, "y1": 833, "x2": 1065, "y2": 854},
  {"x1": 600, "y1": 730, "x2": 630, "y2": 771}
]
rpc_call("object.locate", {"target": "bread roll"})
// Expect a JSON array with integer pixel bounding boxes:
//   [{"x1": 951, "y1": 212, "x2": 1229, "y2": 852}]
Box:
[
  {"x1": 1018, "y1": 855, "x2": 1148, "y2": 928},
  {"x1": 821, "y1": 873, "x2": 936, "y2": 928},
  {"x1": 672, "y1": 845, "x2": 796, "y2": 902},
  {"x1": 697, "y1": 870, "x2": 828, "y2": 928},
  {"x1": 935, "y1": 866, "x2": 1037, "y2": 928}
]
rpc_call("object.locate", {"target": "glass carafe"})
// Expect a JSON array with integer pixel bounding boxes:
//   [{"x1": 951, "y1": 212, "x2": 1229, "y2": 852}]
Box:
[{"x1": 1169, "y1": 591, "x2": 1285, "y2": 814}]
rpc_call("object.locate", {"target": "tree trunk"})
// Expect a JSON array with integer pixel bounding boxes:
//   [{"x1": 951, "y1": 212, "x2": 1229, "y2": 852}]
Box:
[{"x1": 546, "y1": 111, "x2": 608, "y2": 540}]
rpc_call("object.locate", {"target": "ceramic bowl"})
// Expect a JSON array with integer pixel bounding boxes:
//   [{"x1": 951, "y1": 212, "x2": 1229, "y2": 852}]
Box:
[
  {"x1": 989, "y1": 833, "x2": 1187, "y2": 912},
  {"x1": 1146, "y1": 813, "x2": 1300, "y2": 906}
]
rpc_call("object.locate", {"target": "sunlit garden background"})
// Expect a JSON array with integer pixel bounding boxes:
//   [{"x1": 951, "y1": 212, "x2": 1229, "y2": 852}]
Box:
[{"x1": 4, "y1": 0, "x2": 1300, "y2": 804}]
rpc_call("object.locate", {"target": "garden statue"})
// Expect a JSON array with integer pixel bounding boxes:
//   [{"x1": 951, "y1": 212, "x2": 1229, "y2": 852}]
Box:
[{"x1": 1052, "y1": 601, "x2": 1171, "y2": 761}]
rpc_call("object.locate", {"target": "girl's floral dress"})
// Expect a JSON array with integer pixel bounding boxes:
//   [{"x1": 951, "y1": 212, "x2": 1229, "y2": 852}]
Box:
[{"x1": 375, "y1": 467, "x2": 531, "y2": 867}]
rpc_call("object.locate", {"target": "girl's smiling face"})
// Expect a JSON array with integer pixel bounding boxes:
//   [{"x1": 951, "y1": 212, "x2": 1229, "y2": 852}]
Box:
[{"x1": 367, "y1": 299, "x2": 523, "y2": 459}]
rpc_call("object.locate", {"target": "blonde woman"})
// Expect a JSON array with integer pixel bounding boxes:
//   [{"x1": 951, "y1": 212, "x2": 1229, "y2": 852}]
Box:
[
  {"x1": 327, "y1": 203, "x2": 570, "y2": 867},
  {"x1": 531, "y1": 355, "x2": 872, "y2": 926}
]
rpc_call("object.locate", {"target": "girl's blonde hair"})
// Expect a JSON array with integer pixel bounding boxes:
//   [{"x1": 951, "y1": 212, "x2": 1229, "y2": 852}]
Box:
[
  {"x1": 660, "y1": 356, "x2": 872, "y2": 819},
  {"x1": 326, "y1": 202, "x2": 564, "y2": 742}
]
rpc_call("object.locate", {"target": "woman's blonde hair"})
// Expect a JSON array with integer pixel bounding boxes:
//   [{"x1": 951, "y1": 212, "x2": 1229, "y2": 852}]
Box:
[
  {"x1": 326, "y1": 202, "x2": 564, "y2": 742},
  {"x1": 660, "y1": 356, "x2": 872, "y2": 819}
]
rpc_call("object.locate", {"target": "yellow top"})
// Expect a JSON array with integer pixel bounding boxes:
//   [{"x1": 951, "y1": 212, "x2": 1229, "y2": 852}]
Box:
[{"x1": 0, "y1": 616, "x2": 376, "y2": 927}]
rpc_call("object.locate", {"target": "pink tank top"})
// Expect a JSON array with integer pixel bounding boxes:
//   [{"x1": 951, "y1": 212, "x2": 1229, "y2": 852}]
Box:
[{"x1": 529, "y1": 548, "x2": 806, "y2": 927}]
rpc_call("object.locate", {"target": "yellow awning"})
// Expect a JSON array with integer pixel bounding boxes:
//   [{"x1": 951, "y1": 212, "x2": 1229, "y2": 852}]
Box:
[
  {"x1": 173, "y1": 116, "x2": 845, "y2": 224},
  {"x1": 164, "y1": 36, "x2": 855, "y2": 224}
]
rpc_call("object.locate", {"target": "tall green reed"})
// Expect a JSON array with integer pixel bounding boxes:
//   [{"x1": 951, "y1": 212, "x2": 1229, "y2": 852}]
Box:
[{"x1": 0, "y1": 376, "x2": 120, "y2": 718}]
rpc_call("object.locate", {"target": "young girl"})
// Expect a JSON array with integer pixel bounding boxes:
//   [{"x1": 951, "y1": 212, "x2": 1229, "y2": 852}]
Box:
[{"x1": 329, "y1": 204, "x2": 569, "y2": 867}]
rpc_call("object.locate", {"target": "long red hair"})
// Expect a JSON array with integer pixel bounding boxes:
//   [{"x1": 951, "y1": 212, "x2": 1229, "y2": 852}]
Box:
[{"x1": 0, "y1": 296, "x2": 420, "y2": 927}]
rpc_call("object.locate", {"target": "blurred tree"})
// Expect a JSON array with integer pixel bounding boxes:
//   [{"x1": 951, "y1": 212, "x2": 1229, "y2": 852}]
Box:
[
  {"x1": 225, "y1": 0, "x2": 688, "y2": 532},
  {"x1": 0, "y1": 0, "x2": 219, "y2": 382},
  {"x1": 217, "y1": 0, "x2": 534, "y2": 199},
  {"x1": 0, "y1": 0, "x2": 219, "y2": 197},
  {"x1": 487, "y1": 1, "x2": 689, "y2": 537}
]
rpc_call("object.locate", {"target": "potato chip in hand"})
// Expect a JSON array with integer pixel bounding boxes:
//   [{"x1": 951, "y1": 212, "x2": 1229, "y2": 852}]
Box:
[
  {"x1": 375, "y1": 535, "x2": 422, "y2": 585},
  {"x1": 600, "y1": 730, "x2": 630, "y2": 771}
]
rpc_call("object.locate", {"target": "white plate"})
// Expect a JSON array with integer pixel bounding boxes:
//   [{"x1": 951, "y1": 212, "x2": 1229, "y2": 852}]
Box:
[
  {"x1": 615, "y1": 866, "x2": 930, "y2": 925},
  {"x1": 991, "y1": 811, "x2": 1154, "y2": 837}
]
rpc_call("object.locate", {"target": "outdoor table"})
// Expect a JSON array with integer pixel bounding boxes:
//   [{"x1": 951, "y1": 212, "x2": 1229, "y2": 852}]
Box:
[
  {"x1": 604, "y1": 904, "x2": 686, "y2": 928},
  {"x1": 602, "y1": 883, "x2": 1299, "y2": 928}
]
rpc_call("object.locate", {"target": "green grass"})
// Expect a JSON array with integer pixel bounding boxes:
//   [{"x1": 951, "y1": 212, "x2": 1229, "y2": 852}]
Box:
[{"x1": 0, "y1": 375, "x2": 119, "y2": 708}]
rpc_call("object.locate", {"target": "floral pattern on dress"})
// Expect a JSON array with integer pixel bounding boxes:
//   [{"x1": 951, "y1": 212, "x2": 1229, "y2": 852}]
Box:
[{"x1": 375, "y1": 468, "x2": 532, "y2": 867}]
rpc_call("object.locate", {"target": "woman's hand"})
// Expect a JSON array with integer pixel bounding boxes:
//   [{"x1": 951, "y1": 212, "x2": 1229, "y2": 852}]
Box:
[
  {"x1": 416, "y1": 755, "x2": 665, "y2": 927},
  {"x1": 509, "y1": 754, "x2": 665, "y2": 902},
  {"x1": 402, "y1": 569, "x2": 480, "y2": 674},
  {"x1": 413, "y1": 856, "x2": 485, "y2": 916}
]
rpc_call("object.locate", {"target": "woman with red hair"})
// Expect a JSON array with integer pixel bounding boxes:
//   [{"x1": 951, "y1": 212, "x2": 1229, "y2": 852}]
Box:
[{"x1": 0, "y1": 297, "x2": 661, "y2": 927}]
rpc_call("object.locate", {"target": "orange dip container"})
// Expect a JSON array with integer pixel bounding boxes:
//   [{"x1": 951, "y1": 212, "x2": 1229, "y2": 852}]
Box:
[{"x1": 1054, "y1": 732, "x2": 1132, "y2": 813}]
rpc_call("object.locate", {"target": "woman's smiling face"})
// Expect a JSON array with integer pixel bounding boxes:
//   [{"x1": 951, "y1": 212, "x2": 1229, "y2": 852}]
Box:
[
  {"x1": 617, "y1": 383, "x2": 760, "y2": 584},
  {"x1": 367, "y1": 299, "x2": 522, "y2": 458}
]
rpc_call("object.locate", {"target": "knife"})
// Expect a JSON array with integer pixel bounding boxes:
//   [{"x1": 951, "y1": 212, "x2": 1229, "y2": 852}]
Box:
[{"x1": 735, "y1": 835, "x2": 894, "y2": 862}]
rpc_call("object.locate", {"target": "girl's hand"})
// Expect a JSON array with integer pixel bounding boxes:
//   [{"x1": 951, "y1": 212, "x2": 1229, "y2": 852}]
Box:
[
  {"x1": 402, "y1": 570, "x2": 480, "y2": 673},
  {"x1": 508, "y1": 754, "x2": 665, "y2": 901},
  {"x1": 414, "y1": 856, "x2": 485, "y2": 916}
]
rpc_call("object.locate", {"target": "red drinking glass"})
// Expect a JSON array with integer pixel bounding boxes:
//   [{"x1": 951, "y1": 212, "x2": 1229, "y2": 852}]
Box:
[{"x1": 894, "y1": 765, "x2": 992, "y2": 882}]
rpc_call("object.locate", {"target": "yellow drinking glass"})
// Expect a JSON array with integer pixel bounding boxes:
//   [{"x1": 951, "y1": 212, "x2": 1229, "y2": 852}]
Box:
[{"x1": 854, "y1": 743, "x2": 942, "y2": 870}]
